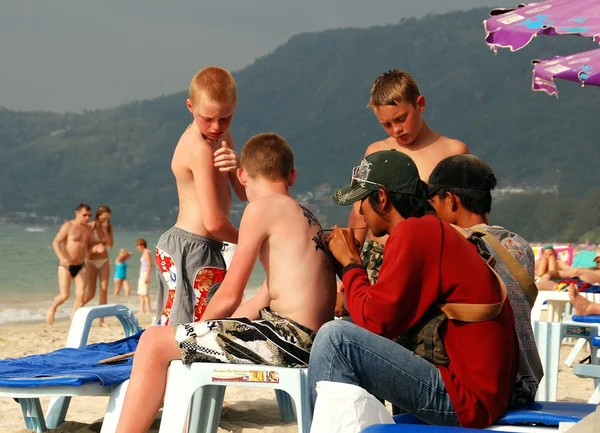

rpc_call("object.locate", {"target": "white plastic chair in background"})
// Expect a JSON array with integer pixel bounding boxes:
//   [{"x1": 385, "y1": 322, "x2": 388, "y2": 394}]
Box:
[{"x1": 532, "y1": 319, "x2": 600, "y2": 402}]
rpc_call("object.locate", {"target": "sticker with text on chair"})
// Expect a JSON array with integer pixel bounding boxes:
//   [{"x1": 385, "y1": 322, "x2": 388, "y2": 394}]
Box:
[{"x1": 211, "y1": 368, "x2": 280, "y2": 383}]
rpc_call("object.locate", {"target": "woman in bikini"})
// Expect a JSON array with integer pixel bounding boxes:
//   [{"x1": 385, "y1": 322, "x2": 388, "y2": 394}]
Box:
[{"x1": 84, "y1": 205, "x2": 114, "y2": 325}]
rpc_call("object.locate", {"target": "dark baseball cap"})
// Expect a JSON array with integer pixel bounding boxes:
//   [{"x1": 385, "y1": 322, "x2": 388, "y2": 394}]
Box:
[
  {"x1": 428, "y1": 154, "x2": 496, "y2": 197},
  {"x1": 332, "y1": 150, "x2": 420, "y2": 206}
]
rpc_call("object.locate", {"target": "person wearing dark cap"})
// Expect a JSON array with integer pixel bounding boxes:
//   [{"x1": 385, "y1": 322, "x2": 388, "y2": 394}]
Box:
[
  {"x1": 306, "y1": 150, "x2": 519, "y2": 430},
  {"x1": 428, "y1": 154, "x2": 543, "y2": 406}
]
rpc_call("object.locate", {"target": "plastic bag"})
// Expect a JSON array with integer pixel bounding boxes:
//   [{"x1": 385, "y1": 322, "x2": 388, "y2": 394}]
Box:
[
  {"x1": 310, "y1": 381, "x2": 394, "y2": 433},
  {"x1": 221, "y1": 242, "x2": 237, "y2": 270}
]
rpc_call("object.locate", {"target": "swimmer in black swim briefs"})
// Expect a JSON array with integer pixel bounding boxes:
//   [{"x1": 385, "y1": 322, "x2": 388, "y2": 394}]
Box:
[{"x1": 58, "y1": 262, "x2": 84, "y2": 278}]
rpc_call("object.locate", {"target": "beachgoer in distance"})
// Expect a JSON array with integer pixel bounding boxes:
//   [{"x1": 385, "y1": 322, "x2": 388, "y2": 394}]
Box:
[
  {"x1": 115, "y1": 133, "x2": 336, "y2": 433},
  {"x1": 155, "y1": 66, "x2": 246, "y2": 326},
  {"x1": 84, "y1": 205, "x2": 114, "y2": 326},
  {"x1": 135, "y1": 238, "x2": 153, "y2": 315},
  {"x1": 537, "y1": 248, "x2": 600, "y2": 290},
  {"x1": 337, "y1": 69, "x2": 469, "y2": 315},
  {"x1": 428, "y1": 154, "x2": 543, "y2": 405},
  {"x1": 307, "y1": 150, "x2": 518, "y2": 429},
  {"x1": 46, "y1": 203, "x2": 93, "y2": 325},
  {"x1": 535, "y1": 244, "x2": 570, "y2": 278},
  {"x1": 113, "y1": 248, "x2": 133, "y2": 296}
]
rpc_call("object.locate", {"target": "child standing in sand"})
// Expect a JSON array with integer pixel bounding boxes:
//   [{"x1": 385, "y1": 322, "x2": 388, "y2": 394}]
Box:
[
  {"x1": 135, "y1": 238, "x2": 152, "y2": 315},
  {"x1": 113, "y1": 249, "x2": 133, "y2": 296}
]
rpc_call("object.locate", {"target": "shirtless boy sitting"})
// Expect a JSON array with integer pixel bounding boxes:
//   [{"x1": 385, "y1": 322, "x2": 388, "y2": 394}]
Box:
[
  {"x1": 115, "y1": 133, "x2": 336, "y2": 433},
  {"x1": 155, "y1": 66, "x2": 247, "y2": 326},
  {"x1": 46, "y1": 203, "x2": 93, "y2": 325},
  {"x1": 339, "y1": 69, "x2": 469, "y2": 312}
]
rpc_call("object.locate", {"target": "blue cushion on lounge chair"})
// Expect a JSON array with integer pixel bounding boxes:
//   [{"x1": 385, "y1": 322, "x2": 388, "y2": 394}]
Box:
[
  {"x1": 362, "y1": 425, "x2": 518, "y2": 433},
  {"x1": 0, "y1": 331, "x2": 142, "y2": 388},
  {"x1": 572, "y1": 315, "x2": 600, "y2": 323},
  {"x1": 392, "y1": 401, "x2": 596, "y2": 427},
  {"x1": 495, "y1": 401, "x2": 594, "y2": 425}
]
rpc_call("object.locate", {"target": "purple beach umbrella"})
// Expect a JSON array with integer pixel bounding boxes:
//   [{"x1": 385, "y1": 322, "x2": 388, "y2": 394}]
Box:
[
  {"x1": 531, "y1": 47, "x2": 600, "y2": 95},
  {"x1": 484, "y1": 0, "x2": 600, "y2": 52}
]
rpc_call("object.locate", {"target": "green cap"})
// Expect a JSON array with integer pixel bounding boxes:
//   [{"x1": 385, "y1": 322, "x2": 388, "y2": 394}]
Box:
[{"x1": 332, "y1": 150, "x2": 420, "y2": 206}]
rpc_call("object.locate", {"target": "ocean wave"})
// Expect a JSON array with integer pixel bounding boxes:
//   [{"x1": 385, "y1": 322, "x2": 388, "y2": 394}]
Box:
[
  {"x1": 0, "y1": 306, "x2": 53, "y2": 325},
  {"x1": 0, "y1": 285, "x2": 262, "y2": 326}
]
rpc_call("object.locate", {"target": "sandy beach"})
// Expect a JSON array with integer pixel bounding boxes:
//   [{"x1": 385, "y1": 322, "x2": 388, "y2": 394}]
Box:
[{"x1": 0, "y1": 314, "x2": 595, "y2": 433}]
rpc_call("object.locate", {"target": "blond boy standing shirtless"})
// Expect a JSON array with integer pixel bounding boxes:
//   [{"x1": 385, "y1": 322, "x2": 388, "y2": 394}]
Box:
[
  {"x1": 46, "y1": 203, "x2": 93, "y2": 325},
  {"x1": 344, "y1": 70, "x2": 469, "y2": 290},
  {"x1": 115, "y1": 133, "x2": 336, "y2": 433},
  {"x1": 155, "y1": 66, "x2": 247, "y2": 326}
]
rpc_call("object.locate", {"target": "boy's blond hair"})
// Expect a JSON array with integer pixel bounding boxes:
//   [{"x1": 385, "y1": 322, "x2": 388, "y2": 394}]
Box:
[
  {"x1": 367, "y1": 69, "x2": 421, "y2": 108},
  {"x1": 241, "y1": 133, "x2": 294, "y2": 182},
  {"x1": 135, "y1": 238, "x2": 147, "y2": 248},
  {"x1": 119, "y1": 248, "x2": 129, "y2": 256},
  {"x1": 189, "y1": 67, "x2": 237, "y2": 105}
]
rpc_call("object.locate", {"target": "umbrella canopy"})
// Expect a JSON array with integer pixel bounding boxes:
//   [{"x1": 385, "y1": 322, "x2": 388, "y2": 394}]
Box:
[
  {"x1": 485, "y1": 0, "x2": 600, "y2": 52},
  {"x1": 532, "y1": 47, "x2": 600, "y2": 95}
]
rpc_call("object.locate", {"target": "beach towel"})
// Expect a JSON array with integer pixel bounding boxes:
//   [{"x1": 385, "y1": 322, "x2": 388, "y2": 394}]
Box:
[
  {"x1": 0, "y1": 330, "x2": 143, "y2": 388},
  {"x1": 556, "y1": 278, "x2": 600, "y2": 293},
  {"x1": 572, "y1": 251, "x2": 598, "y2": 269}
]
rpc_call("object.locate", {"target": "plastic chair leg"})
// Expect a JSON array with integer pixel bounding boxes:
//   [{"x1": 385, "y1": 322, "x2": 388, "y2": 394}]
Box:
[
  {"x1": 100, "y1": 380, "x2": 129, "y2": 433},
  {"x1": 159, "y1": 370, "x2": 198, "y2": 433},
  {"x1": 533, "y1": 321, "x2": 565, "y2": 401},
  {"x1": 45, "y1": 396, "x2": 71, "y2": 429},
  {"x1": 19, "y1": 398, "x2": 48, "y2": 433},
  {"x1": 187, "y1": 385, "x2": 226, "y2": 433},
  {"x1": 565, "y1": 338, "x2": 588, "y2": 367},
  {"x1": 276, "y1": 389, "x2": 297, "y2": 423}
]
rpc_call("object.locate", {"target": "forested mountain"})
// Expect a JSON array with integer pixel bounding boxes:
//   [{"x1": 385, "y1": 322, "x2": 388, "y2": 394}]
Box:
[{"x1": 2, "y1": 8, "x2": 600, "y2": 240}]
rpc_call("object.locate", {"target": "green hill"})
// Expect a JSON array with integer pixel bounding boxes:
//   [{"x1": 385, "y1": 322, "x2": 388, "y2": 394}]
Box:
[{"x1": 2, "y1": 8, "x2": 600, "y2": 240}]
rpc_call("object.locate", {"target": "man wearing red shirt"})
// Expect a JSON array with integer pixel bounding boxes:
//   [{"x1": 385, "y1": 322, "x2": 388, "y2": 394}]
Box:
[{"x1": 306, "y1": 150, "x2": 519, "y2": 429}]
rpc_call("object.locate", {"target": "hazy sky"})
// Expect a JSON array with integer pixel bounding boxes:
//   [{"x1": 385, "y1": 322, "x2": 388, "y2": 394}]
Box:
[{"x1": 1, "y1": 0, "x2": 489, "y2": 112}]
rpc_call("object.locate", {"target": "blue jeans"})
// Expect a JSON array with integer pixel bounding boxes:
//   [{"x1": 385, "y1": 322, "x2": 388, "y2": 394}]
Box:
[{"x1": 305, "y1": 320, "x2": 460, "y2": 430}]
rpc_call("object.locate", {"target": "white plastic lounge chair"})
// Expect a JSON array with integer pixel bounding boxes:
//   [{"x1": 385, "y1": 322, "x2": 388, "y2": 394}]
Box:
[{"x1": 0, "y1": 304, "x2": 141, "y2": 433}]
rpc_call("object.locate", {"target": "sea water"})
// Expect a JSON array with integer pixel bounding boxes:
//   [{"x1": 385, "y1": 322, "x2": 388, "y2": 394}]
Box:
[{"x1": 0, "y1": 226, "x2": 265, "y2": 325}]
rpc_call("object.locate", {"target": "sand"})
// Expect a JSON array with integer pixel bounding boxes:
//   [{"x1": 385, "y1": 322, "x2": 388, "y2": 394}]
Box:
[{"x1": 0, "y1": 315, "x2": 595, "y2": 433}]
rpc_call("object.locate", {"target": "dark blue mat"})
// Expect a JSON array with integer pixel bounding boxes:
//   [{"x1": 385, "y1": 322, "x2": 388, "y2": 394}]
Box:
[{"x1": 0, "y1": 330, "x2": 143, "y2": 388}]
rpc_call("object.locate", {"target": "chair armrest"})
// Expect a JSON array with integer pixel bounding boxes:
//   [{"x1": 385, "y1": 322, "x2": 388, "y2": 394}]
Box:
[
  {"x1": 574, "y1": 363, "x2": 600, "y2": 379},
  {"x1": 65, "y1": 304, "x2": 141, "y2": 348}
]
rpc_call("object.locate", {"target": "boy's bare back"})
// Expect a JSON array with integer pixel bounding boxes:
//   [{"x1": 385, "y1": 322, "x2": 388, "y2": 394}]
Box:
[
  {"x1": 172, "y1": 124, "x2": 233, "y2": 239},
  {"x1": 252, "y1": 194, "x2": 336, "y2": 331},
  {"x1": 201, "y1": 132, "x2": 336, "y2": 332}
]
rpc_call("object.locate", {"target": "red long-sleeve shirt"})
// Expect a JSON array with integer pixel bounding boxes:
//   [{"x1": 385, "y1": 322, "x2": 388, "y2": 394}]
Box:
[{"x1": 342, "y1": 214, "x2": 519, "y2": 428}]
